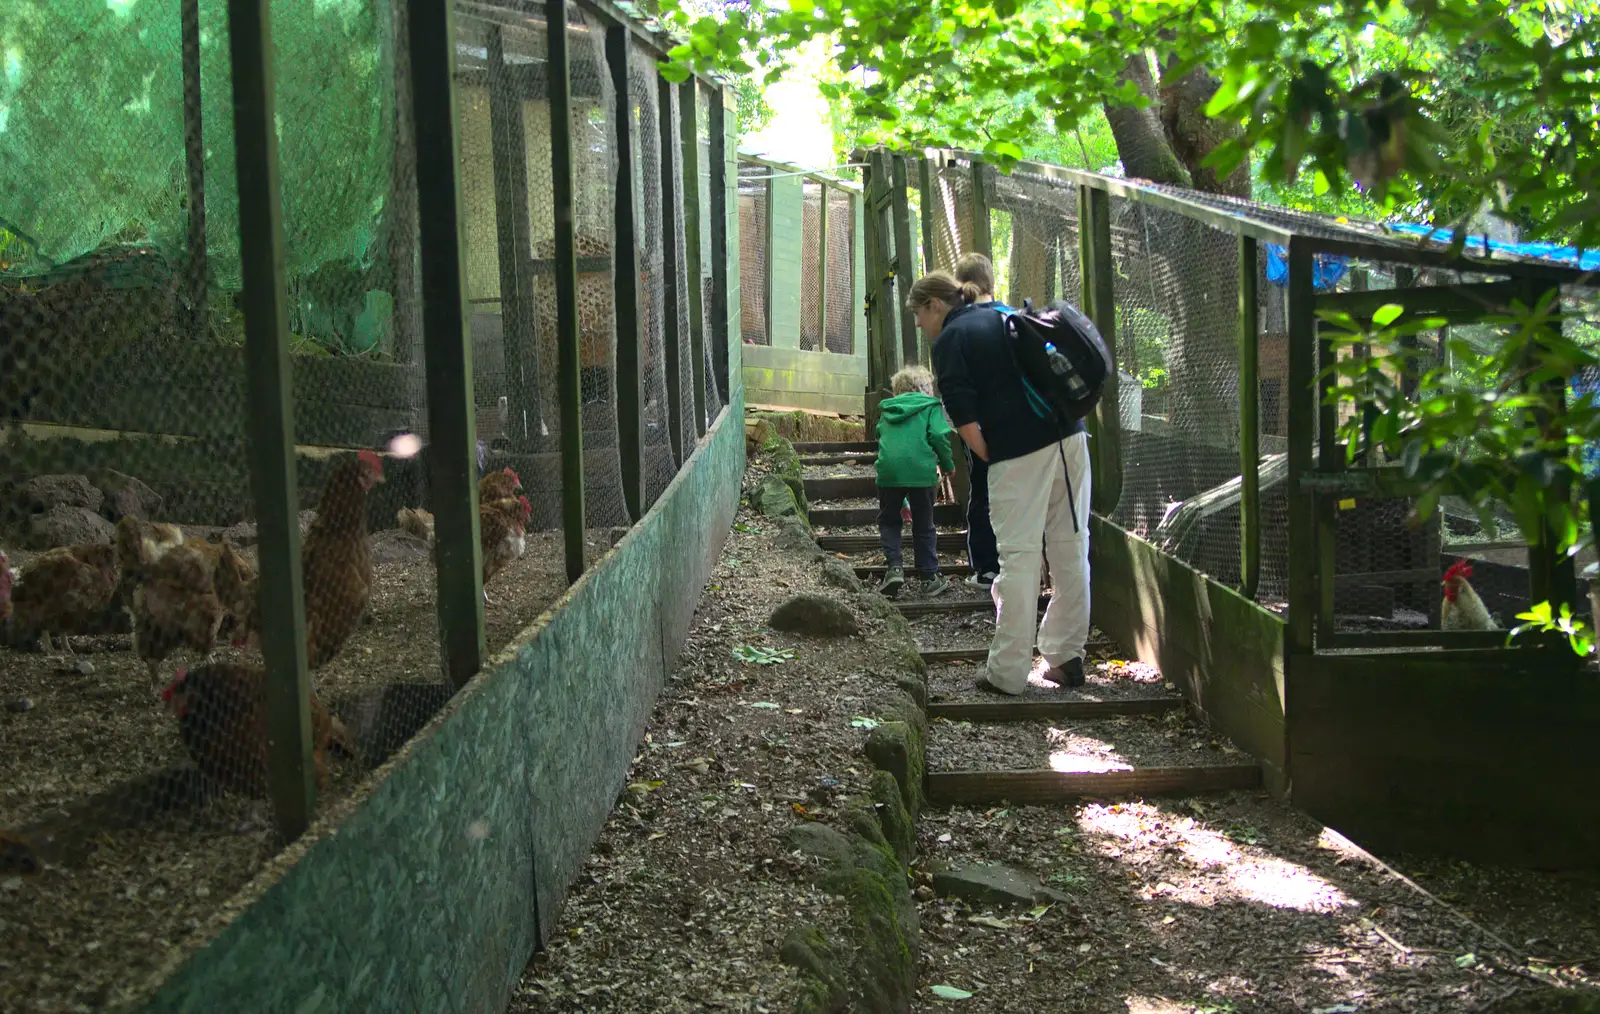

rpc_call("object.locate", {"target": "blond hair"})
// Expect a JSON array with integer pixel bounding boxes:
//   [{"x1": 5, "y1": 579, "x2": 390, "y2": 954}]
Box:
[
  {"x1": 890, "y1": 365, "x2": 935, "y2": 396},
  {"x1": 906, "y1": 271, "x2": 980, "y2": 311},
  {"x1": 953, "y1": 253, "x2": 995, "y2": 297}
]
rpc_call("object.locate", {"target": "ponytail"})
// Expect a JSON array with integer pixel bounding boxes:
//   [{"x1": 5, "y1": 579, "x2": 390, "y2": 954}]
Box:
[
  {"x1": 907, "y1": 270, "x2": 977, "y2": 311},
  {"x1": 956, "y1": 281, "x2": 982, "y2": 305}
]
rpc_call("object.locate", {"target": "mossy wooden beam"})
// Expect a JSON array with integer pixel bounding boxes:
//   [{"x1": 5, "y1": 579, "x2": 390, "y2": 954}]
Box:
[
  {"x1": 550, "y1": 0, "x2": 587, "y2": 583},
  {"x1": 606, "y1": 22, "x2": 643, "y2": 520}
]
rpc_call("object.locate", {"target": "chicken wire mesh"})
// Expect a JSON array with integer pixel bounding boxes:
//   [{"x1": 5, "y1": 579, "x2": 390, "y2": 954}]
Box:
[
  {"x1": 800, "y1": 182, "x2": 824, "y2": 352},
  {"x1": 696, "y1": 82, "x2": 724, "y2": 424},
  {"x1": 632, "y1": 41, "x2": 678, "y2": 506},
  {"x1": 738, "y1": 162, "x2": 771, "y2": 346},
  {"x1": 664, "y1": 86, "x2": 698, "y2": 455},
  {"x1": 0, "y1": 1, "x2": 459, "y2": 1005},
  {"x1": 824, "y1": 189, "x2": 855, "y2": 355},
  {"x1": 927, "y1": 164, "x2": 975, "y2": 271}
]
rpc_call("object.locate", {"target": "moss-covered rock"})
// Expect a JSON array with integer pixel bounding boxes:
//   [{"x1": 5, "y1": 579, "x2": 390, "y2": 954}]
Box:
[
  {"x1": 894, "y1": 675, "x2": 927, "y2": 712},
  {"x1": 784, "y1": 821, "x2": 918, "y2": 1014},
  {"x1": 770, "y1": 594, "x2": 860, "y2": 637},
  {"x1": 750, "y1": 410, "x2": 865, "y2": 445},
  {"x1": 755, "y1": 473, "x2": 806, "y2": 522},
  {"x1": 772, "y1": 516, "x2": 823, "y2": 557},
  {"x1": 871, "y1": 769, "x2": 916, "y2": 867},
  {"x1": 779, "y1": 926, "x2": 851, "y2": 1014},
  {"x1": 820, "y1": 558, "x2": 863, "y2": 592},
  {"x1": 854, "y1": 591, "x2": 926, "y2": 677},
  {"x1": 864, "y1": 693, "x2": 926, "y2": 820}
]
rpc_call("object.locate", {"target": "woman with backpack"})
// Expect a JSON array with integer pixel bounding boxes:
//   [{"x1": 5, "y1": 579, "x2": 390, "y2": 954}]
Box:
[{"x1": 911, "y1": 270, "x2": 1092, "y2": 694}]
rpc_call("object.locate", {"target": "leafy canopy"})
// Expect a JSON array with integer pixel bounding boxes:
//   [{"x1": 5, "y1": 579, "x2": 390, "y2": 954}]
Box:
[{"x1": 661, "y1": 0, "x2": 1600, "y2": 247}]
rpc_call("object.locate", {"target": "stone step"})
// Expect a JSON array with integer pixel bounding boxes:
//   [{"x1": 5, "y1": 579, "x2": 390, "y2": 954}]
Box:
[
  {"x1": 897, "y1": 594, "x2": 1047, "y2": 618},
  {"x1": 803, "y1": 475, "x2": 879, "y2": 500},
  {"x1": 813, "y1": 524, "x2": 968, "y2": 545},
  {"x1": 799, "y1": 454, "x2": 877, "y2": 466}
]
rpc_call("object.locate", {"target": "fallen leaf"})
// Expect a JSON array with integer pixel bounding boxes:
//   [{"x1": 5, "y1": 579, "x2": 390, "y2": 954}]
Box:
[
  {"x1": 930, "y1": 984, "x2": 973, "y2": 1000},
  {"x1": 968, "y1": 915, "x2": 1013, "y2": 929},
  {"x1": 747, "y1": 701, "x2": 780, "y2": 709}
]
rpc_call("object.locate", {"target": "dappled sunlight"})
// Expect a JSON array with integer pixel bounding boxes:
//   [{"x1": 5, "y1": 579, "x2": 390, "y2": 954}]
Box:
[
  {"x1": 1045, "y1": 725, "x2": 1135, "y2": 773},
  {"x1": 1079, "y1": 801, "x2": 1356, "y2": 913}
]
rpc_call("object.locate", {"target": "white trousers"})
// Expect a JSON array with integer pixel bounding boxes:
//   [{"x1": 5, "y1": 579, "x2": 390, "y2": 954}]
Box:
[{"x1": 985, "y1": 433, "x2": 1092, "y2": 694}]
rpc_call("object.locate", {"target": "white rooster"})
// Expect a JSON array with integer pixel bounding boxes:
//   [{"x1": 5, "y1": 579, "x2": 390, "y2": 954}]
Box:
[{"x1": 1441, "y1": 560, "x2": 1497, "y2": 630}]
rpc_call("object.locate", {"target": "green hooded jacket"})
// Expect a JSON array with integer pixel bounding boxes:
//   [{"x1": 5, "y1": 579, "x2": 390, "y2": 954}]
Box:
[{"x1": 875, "y1": 392, "x2": 956, "y2": 488}]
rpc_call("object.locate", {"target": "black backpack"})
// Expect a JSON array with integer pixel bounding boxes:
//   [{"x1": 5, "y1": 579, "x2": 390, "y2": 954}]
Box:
[{"x1": 994, "y1": 298, "x2": 1113, "y2": 427}]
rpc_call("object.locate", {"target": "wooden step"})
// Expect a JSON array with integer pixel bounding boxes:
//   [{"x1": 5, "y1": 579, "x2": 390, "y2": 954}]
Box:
[
  {"x1": 794, "y1": 440, "x2": 876, "y2": 453},
  {"x1": 920, "y1": 647, "x2": 988, "y2": 663},
  {"x1": 800, "y1": 454, "x2": 877, "y2": 466},
  {"x1": 810, "y1": 506, "x2": 966, "y2": 529},
  {"x1": 803, "y1": 476, "x2": 879, "y2": 500},
  {"x1": 818, "y1": 532, "x2": 969, "y2": 553},
  {"x1": 927, "y1": 765, "x2": 1262, "y2": 805},
  {"x1": 858, "y1": 563, "x2": 975, "y2": 578},
  {"x1": 929, "y1": 697, "x2": 1185, "y2": 722},
  {"x1": 897, "y1": 593, "x2": 1047, "y2": 618},
  {"x1": 918, "y1": 640, "x2": 1115, "y2": 665}
]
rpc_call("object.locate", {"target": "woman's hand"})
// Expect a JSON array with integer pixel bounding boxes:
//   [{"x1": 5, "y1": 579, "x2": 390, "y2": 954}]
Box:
[{"x1": 958, "y1": 423, "x2": 989, "y2": 462}]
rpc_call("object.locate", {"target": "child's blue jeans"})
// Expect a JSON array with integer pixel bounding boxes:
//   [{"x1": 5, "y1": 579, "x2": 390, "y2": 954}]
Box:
[{"x1": 877, "y1": 485, "x2": 939, "y2": 576}]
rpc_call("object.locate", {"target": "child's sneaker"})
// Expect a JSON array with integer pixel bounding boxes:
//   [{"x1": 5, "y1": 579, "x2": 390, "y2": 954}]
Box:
[
  {"x1": 965, "y1": 571, "x2": 998, "y2": 589},
  {"x1": 879, "y1": 567, "x2": 905, "y2": 598},
  {"x1": 921, "y1": 573, "x2": 951, "y2": 598}
]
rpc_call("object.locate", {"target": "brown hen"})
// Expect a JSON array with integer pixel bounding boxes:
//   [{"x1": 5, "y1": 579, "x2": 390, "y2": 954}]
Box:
[
  {"x1": 8, "y1": 543, "x2": 119, "y2": 654},
  {"x1": 162, "y1": 662, "x2": 355, "y2": 797}
]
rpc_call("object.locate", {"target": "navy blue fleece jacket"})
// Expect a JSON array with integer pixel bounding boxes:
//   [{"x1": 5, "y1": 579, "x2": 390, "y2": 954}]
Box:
[{"x1": 930, "y1": 301, "x2": 1084, "y2": 464}]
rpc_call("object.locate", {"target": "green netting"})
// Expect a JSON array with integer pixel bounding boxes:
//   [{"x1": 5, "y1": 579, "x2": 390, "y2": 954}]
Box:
[{"x1": 0, "y1": 0, "x2": 392, "y2": 346}]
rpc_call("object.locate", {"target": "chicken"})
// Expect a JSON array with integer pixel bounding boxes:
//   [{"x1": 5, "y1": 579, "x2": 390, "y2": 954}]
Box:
[
  {"x1": 479, "y1": 466, "x2": 524, "y2": 503},
  {"x1": 0, "y1": 830, "x2": 40, "y2": 876},
  {"x1": 238, "y1": 450, "x2": 385, "y2": 669},
  {"x1": 396, "y1": 506, "x2": 433, "y2": 544},
  {"x1": 112, "y1": 517, "x2": 184, "y2": 607},
  {"x1": 116, "y1": 517, "x2": 257, "y2": 690},
  {"x1": 393, "y1": 468, "x2": 523, "y2": 546},
  {"x1": 480, "y1": 494, "x2": 531, "y2": 604},
  {"x1": 1441, "y1": 560, "x2": 1497, "y2": 631},
  {"x1": 161, "y1": 662, "x2": 356, "y2": 797},
  {"x1": 8, "y1": 543, "x2": 120, "y2": 654},
  {"x1": 0, "y1": 550, "x2": 13, "y2": 626}
]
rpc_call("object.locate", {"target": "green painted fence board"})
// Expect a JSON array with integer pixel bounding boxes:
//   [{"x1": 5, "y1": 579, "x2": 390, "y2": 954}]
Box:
[{"x1": 768, "y1": 174, "x2": 804, "y2": 349}]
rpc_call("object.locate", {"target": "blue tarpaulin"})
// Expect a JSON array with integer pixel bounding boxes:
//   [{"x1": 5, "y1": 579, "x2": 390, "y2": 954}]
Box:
[
  {"x1": 1385, "y1": 221, "x2": 1600, "y2": 272},
  {"x1": 1264, "y1": 243, "x2": 1350, "y2": 290}
]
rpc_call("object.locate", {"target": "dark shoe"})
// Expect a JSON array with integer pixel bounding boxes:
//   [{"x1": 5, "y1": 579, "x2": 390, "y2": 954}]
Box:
[
  {"x1": 920, "y1": 573, "x2": 951, "y2": 598},
  {"x1": 878, "y1": 567, "x2": 905, "y2": 598},
  {"x1": 965, "y1": 570, "x2": 998, "y2": 589},
  {"x1": 1045, "y1": 657, "x2": 1086, "y2": 689}
]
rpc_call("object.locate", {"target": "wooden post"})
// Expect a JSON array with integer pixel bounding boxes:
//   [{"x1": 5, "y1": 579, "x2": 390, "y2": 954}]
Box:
[
  {"x1": 891, "y1": 153, "x2": 918, "y2": 366},
  {"x1": 412, "y1": 0, "x2": 486, "y2": 681},
  {"x1": 1238, "y1": 235, "x2": 1261, "y2": 600},
  {"x1": 607, "y1": 22, "x2": 643, "y2": 521},
  {"x1": 679, "y1": 80, "x2": 708, "y2": 437},
  {"x1": 917, "y1": 156, "x2": 936, "y2": 273},
  {"x1": 1081, "y1": 186, "x2": 1121, "y2": 516},
  {"x1": 227, "y1": 0, "x2": 314, "y2": 838},
  {"x1": 1286, "y1": 240, "x2": 1317, "y2": 654},
  {"x1": 708, "y1": 85, "x2": 731, "y2": 403},
  {"x1": 763, "y1": 173, "x2": 776, "y2": 348},
  {"x1": 180, "y1": 0, "x2": 208, "y2": 335},
  {"x1": 1316, "y1": 315, "x2": 1338, "y2": 638},
  {"x1": 487, "y1": 25, "x2": 541, "y2": 452},
  {"x1": 658, "y1": 79, "x2": 684, "y2": 465},
  {"x1": 816, "y1": 178, "x2": 829, "y2": 351},
  {"x1": 550, "y1": 0, "x2": 586, "y2": 583},
  {"x1": 970, "y1": 159, "x2": 992, "y2": 259},
  {"x1": 863, "y1": 149, "x2": 896, "y2": 429}
]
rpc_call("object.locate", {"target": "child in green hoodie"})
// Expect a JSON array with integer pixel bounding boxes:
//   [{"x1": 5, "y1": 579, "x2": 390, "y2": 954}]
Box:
[{"x1": 876, "y1": 365, "x2": 956, "y2": 598}]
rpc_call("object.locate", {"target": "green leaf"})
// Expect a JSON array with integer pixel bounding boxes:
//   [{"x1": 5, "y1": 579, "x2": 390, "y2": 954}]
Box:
[
  {"x1": 1370, "y1": 303, "x2": 1406, "y2": 328},
  {"x1": 930, "y1": 985, "x2": 974, "y2": 1000}
]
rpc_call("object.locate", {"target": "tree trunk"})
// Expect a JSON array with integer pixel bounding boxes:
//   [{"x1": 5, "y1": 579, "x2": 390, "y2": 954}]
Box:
[{"x1": 1099, "y1": 54, "x2": 1244, "y2": 449}]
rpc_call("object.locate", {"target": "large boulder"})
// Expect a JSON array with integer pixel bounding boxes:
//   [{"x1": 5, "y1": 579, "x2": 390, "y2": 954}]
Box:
[
  {"x1": 95, "y1": 470, "x2": 163, "y2": 522},
  {"x1": 29, "y1": 505, "x2": 115, "y2": 549},
  {"x1": 754, "y1": 473, "x2": 806, "y2": 522},
  {"x1": 930, "y1": 862, "x2": 1073, "y2": 908},
  {"x1": 25, "y1": 475, "x2": 102, "y2": 514},
  {"x1": 770, "y1": 593, "x2": 860, "y2": 637}
]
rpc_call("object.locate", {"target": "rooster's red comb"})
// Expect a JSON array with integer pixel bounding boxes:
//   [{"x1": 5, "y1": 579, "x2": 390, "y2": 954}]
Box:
[
  {"x1": 503, "y1": 466, "x2": 521, "y2": 483},
  {"x1": 1443, "y1": 560, "x2": 1473, "y2": 584},
  {"x1": 358, "y1": 448, "x2": 384, "y2": 475},
  {"x1": 518, "y1": 494, "x2": 531, "y2": 516}
]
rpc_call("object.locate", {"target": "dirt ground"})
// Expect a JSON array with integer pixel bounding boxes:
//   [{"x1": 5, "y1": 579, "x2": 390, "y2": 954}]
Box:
[
  {"x1": 506, "y1": 507, "x2": 923, "y2": 1013},
  {"x1": 914, "y1": 792, "x2": 1600, "y2": 1012},
  {"x1": 0, "y1": 525, "x2": 610, "y2": 1014}
]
